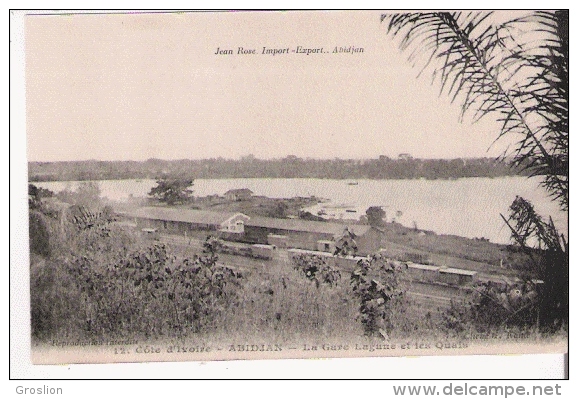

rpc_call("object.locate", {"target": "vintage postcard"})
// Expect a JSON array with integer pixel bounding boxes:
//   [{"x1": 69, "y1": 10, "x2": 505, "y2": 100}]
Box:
[{"x1": 21, "y1": 10, "x2": 568, "y2": 366}]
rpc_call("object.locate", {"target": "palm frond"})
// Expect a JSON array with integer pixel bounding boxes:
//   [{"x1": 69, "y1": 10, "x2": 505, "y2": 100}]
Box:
[{"x1": 382, "y1": 11, "x2": 568, "y2": 211}]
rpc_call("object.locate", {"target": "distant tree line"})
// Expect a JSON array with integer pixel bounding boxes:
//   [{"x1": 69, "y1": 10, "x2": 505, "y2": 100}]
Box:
[{"x1": 28, "y1": 156, "x2": 531, "y2": 182}]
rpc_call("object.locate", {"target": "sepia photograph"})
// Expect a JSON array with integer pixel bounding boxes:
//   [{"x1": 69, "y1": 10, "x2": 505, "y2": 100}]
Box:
[{"x1": 20, "y1": 9, "x2": 568, "y2": 366}]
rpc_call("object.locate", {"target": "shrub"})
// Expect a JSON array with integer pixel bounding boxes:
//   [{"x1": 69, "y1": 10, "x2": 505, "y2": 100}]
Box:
[
  {"x1": 64, "y1": 240, "x2": 241, "y2": 339},
  {"x1": 440, "y1": 280, "x2": 541, "y2": 335},
  {"x1": 350, "y1": 254, "x2": 406, "y2": 337},
  {"x1": 29, "y1": 215, "x2": 242, "y2": 341},
  {"x1": 470, "y1": 280, "x2": 540, "y2": 329},
  {"x1": 30, "y1": 259, "x2": 84, "y2": 340},
  {"x1": 291, "y1": 254, "x2": 341, "y2": 288},
  {"x1": 223, "y1": 257, "x2": 359, "y2": 342},
  {"x1": 440, "y1": 299, "x2": 473, "y2": 335},
  {"x1": 29, "y1": 211, "x2": 51, "y2": 257}
]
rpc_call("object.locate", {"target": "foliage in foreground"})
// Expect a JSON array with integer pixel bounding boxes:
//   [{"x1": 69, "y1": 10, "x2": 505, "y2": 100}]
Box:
[
  {"x1": 441, "y1": 280, "x2": 542, "y2": 335},
  {"x1": 383, "y1": 11, "x2": 568, "y2": 330},
  {"x1": 290, "y1": 252, "x2": 412, "y2": 338},
  {"x1": 31, "y1": 213, "x2": 241, "y2": 340},
  {"x1": 292, "y1": 253, "x2": 341, "y2": 288},
  {"x1": 350, "y1": 255, "x2": 406, "y2": 337},
  {"x1": 224, "y1": 258, "x2": 360, "y2": 342},
  {"x1": 502, "y1": 197, "x2": 568, "y2": 330}
]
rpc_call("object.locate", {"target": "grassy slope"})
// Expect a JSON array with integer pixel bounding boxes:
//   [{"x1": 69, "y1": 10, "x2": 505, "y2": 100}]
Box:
[{"x1": 377, "y1": 226, "x2": 532, "y2": 277}]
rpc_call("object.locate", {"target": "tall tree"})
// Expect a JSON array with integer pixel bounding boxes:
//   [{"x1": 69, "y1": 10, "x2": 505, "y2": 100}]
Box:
[
  {"x1": 148, "y1": 178, "x2": 194, "y2": 205},
  {"x1": 382, "y1": 10, "x2": 568, "y2": 328},
  {"x1": 366, "y1": 206, "x2": 386, "y2": 227}
]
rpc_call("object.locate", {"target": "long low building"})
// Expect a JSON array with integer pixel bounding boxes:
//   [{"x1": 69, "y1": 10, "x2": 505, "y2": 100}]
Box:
[
  {"x1": 123, "y1": 206, "x2": 386, "y2": 255},
  {"x1": 244, "y1": 215, "x2": 374, "y2": 252},
  {"x1": 126, "y1": 207, "x2": 250, "y2": 236}
]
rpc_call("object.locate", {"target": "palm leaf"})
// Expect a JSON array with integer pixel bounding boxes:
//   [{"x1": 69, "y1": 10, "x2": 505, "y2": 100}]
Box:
[{"x1": 382, "y1": 10, "x2": 568, "y2": 211}]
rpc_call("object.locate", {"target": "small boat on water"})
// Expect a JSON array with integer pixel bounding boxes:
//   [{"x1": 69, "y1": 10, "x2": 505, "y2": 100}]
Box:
[
  {"x1": 347, "y1": 181, "x2": 358, "y2": 186},
  {"x1": 345, "y1": 209, "x2": 357, "y2": 213}
]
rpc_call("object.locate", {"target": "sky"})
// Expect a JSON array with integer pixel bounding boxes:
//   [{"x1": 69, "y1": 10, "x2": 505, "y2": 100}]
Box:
[{"x1": 25, "y1": 10, "x2": 521, "y2": 162}]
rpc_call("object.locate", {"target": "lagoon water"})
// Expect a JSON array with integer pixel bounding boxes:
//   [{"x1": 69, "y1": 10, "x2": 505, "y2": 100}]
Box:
[{"x1": 35, "y1": 177, "x2": 567, "y2": 245}]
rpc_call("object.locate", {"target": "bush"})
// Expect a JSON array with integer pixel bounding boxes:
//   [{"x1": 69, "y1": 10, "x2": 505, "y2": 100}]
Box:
[
  {"x1": 440, "y1": 280, "x2": 541, "y2": 335},
  {"x1": 29, "y1": 211, "x2": 51, "y2": 257},
  {"x1": 221, "y1": 257, "x2": 359, "y2": 342},
  {"x1": 29, "y1": 216, "x2": 242, "y2": 341},
  {"x1": 64, "y1": 242, "x2": 241, "y2": 339},
  {"x1": 350, "y1": 254, "x2": 406, "y2": 337},
  {"x1": 292, "y1": 254, "x2": 341, "y2": 288},
  {"x1": 30, "y1": 259, "x2": 84, "y2": 340}
]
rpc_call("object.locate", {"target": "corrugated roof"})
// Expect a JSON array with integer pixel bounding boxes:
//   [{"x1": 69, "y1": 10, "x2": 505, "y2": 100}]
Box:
[
  {"x1": 127, "y1": 207, "x2": 247, "y2": 226},
  {"x1": 126, "y1": 207, "x2": 372, "y2": 236},
  {"x1": 247, "y1": 216, "x2": 371, "y2": 236}
]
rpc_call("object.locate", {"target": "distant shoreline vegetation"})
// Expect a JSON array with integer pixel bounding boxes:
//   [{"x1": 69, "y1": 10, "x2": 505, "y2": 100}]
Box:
[{"x1": 28, "y1": 156, "x2": 530, "y2": 182}]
